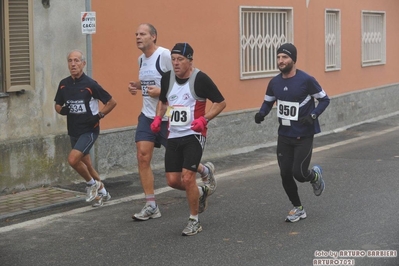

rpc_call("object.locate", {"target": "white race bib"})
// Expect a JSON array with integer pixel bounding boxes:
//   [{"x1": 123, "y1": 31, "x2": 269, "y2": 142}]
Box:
[
  {"x1": 69, "y1": 101, "x2": 87, "y2": 114},
  {"x1": 141, "y1": 80, "x2": 155, "y2": 97},
  {"x1": 167, "y1": 106, "x2": 191, "y2": 126},
  {"x1": 277, "y1": 100, "x2": 299, "y2": 121}
]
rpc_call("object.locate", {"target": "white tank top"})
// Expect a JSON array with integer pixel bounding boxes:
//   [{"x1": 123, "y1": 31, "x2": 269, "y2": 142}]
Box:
[
  {"x1": 166, "y1": 69, "x2": 206, "y2": 138},
  {"x1": 138, "y1": 47, "x2": 172, "y2": 119}
]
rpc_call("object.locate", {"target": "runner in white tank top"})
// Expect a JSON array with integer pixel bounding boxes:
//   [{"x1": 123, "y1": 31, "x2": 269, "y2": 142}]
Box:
[{"x1": 128, "y1": 25, "x2": 218, "y2": 222}]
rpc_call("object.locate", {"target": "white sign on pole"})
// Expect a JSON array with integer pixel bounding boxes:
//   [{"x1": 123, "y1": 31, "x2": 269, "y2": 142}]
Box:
[{"x1": 81, "y1": 12, "x2": 96, "y2": 34}]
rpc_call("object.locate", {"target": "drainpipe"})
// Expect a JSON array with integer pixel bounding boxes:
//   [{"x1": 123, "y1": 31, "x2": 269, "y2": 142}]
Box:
[
  {"x1": 85, "y1": 0, "x2": 92, "y2": 78},
  {"x1": 85, "y1": 0, "x2": 96, "y2": 168}
]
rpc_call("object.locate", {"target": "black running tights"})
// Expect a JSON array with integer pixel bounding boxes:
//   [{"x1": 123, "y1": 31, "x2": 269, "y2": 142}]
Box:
[{"x1": 276, "y1": 135, "x2": 315, "y2": 207}]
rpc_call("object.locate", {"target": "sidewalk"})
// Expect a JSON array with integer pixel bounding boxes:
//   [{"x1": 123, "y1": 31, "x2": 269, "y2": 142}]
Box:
[
  {"x1": 0, "y1": 187, "x2": 84, "y2": 221},
  {"x1": 1, "y1": 113, "x2": 399, "y2": 224}
]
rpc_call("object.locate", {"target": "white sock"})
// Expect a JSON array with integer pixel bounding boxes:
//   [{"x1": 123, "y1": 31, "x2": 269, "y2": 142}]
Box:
[
  {"x1": 145, "y1": 194, "x2": 156, "y2": 208},
  {"x1": 200, "y1": 165, "x2": 209, "y2": 178},
  {"x1": 99, "y1": 187, "x2": 107, "y2": 195},
  {"x1": 189, "y1": 215, "x2": 199, "y2": 221},
  {"x1": 87, "y1": 178, "x2": 95, "y2": 185}
]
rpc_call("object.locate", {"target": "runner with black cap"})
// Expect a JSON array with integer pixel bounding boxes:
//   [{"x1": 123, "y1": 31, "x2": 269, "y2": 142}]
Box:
[{"x1": 151, "y1": 42, "x2": 226, "y2": 236}]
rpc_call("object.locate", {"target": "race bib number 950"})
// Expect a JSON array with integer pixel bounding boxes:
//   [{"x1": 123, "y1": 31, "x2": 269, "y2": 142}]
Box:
[{"x1": 277, "y1": 100, "x2": 299, "y2": 121}]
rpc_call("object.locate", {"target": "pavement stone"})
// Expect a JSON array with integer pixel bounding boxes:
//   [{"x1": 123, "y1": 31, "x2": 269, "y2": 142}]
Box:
[{"x1": 0, "y1": 187, "x2": 84, "y2": 221}]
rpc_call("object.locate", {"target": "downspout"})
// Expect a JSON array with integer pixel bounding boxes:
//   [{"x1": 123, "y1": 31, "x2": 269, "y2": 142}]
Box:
[
  {"x1": 85, "y1": 0, "x2": 95, "y2": 168},
  {"x1": 85, "y1": 0, "x2": 92, "y2": 78}
]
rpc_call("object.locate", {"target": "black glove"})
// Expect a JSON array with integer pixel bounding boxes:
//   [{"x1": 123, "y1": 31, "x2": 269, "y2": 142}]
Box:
[
  {"x1": 87, "y1": 114, "x2": 100, "y2": 126},
  {"x1": 299, "y1": 115, "x2": 314, "y2": 125},
  {"x1": 60, "y1": 106, "x2": 70, "y2": 116},
  {"x1": 255, "y1": 113, "x2": 265, "y2": 124}
]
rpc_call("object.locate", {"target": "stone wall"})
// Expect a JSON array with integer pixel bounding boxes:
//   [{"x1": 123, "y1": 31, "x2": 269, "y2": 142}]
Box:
[{"x1": 2, "y1": 83, "x2": 397, "y2": 191}]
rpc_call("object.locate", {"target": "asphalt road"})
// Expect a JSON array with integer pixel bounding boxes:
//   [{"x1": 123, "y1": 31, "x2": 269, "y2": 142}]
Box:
[{"x1": 1, "y1": 117, "x2": 399, "y2": 266}]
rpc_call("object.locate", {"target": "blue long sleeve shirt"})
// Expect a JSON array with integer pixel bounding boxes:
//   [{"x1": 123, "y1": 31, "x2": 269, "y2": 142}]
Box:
[{"x1": 258, "y1": 69, "x2": 330, "y2": 138}]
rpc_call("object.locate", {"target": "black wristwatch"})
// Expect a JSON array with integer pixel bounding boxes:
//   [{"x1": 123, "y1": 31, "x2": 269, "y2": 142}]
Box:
[
  {"x1": 310, "y1": 113, "x2": 317, "y2": 120},
  {"x1": 98, "y1": 112, "x2": 105, "y2": 119}
]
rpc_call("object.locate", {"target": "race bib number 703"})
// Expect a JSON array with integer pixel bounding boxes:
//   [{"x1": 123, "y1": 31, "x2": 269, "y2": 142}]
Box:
[{"x1": 166, "y1": 106, "x2": 191, "y2": 126}]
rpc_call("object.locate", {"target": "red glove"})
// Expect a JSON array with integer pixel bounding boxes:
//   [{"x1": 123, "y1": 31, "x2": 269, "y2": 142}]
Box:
[
  {"x1": 191, "y1": 116, "x2": 207, "y2": 132},
  {"x1": 150, "y1": 116, "x2": 162, "y2": 133}
]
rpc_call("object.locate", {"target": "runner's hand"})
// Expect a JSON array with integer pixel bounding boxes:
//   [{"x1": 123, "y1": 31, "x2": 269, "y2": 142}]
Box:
[
  {"x1": 150, "y1": 116, "x2": 162, "y2": 133},
  {"x1": 128, "y1": 81, "x2": 140, "y2": 95},
  {"x1": 191, "y1": 116, "x2": 207, "y2": 132},
  {"x1": 147, "y1": 85, "x2": 160, "y2": 98},
  {"x1": 60, "y1": 106, "x2": 70, "y2": 116},
  {"x1": 87, "y1": 115, "x2": 100, "y2": 126},
  {"x1": 254, "y1": 113, "x2": 265, "y2": 124},
  {"x1": 299, "y1": 115, "x2": 314, "y2": 125}
]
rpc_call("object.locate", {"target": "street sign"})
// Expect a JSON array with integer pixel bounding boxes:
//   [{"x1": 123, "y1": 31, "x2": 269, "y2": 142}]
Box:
[{"x1": 81, "y1": 12, "x2": 96, "y2": 34}]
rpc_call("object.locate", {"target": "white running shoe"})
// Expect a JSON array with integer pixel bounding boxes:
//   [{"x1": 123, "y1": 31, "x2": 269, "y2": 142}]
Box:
[
  {"x1": 204, "y1": 162, "x2": 217, "y2": 195},
  {"x1": 85, "y1": 181, "x2": 101, "y2": 202},
  {"x1": 285, "y1": 207, "x2": 307, "y2": 223},
  {"x1": 182, "y1": 218, "x2": 202, "y2": 236},
  {"x1": 198, "y1": 186, "x2": 209, "y2": 213},
  {"x1": 132, "y1": 204, "x2": 162, "y2": 221},
  {"x1": 92, "y1": 192, "x2": 111, "y2": 207},
  {"x1": 311, "y1": 165, "x2": 325, "y2": 196}
]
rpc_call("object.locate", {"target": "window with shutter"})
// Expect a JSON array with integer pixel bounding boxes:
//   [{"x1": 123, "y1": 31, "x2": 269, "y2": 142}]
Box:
[
  {"x1": 3, "y1": 0, "x2": 34, "y2": 92},
  {"x1": 0, "y1": 2, "x2": 3, "y2": 94}
]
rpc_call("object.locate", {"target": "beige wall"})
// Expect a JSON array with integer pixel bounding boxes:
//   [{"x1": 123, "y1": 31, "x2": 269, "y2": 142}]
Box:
[{"x1": 92, "y1": 0, "x2": 399, "y2": 130}]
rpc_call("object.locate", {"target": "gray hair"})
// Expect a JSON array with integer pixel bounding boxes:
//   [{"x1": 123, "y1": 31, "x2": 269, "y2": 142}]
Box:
[
  {"x1": 141, "y1": 23, "x2": 158, "y2": 44},
  {"x1": 67, "y1": 49, "x2": 86, "y2": 62}
]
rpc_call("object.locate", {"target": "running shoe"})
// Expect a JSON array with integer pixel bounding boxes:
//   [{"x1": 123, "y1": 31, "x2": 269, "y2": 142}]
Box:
[
  {"x1": 198, "y1": 186, "x2": 209, "y2": 213},
  {"x1": 132, "y1": 204, "x2": 161, "y2": 221},
  {"x1": 204, "y1": 162, "x2": 217, "y2": 195},
  {"x1": 92, "y1": 192, "x2": 111, "y2": 207},
  {"x1": 85, "y1": 180, "x2": 101, "y2": 202},
  {"x1": 182, "y1": 218, "x2": 202, "y2": 236},
  {"x1": 285, "y1": 207, "x2": 307, "y2": 223},
  {"x1": 311, "y1": 165, "x2": 325, "y2": 196}
]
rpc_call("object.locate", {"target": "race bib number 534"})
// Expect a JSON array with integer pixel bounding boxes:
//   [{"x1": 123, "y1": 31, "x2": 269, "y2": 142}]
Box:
[{"x1": 69, "y1": 100, "x2": 87, "y2": 114}]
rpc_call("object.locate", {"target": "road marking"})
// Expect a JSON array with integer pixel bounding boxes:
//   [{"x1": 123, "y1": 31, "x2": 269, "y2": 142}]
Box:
[{"x1": 1, "y1": 126, "x2": 398, "y2": 234}]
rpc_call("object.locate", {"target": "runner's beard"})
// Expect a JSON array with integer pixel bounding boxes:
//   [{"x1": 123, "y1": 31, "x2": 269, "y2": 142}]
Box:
[{"x1": 278, "y1": 61, "x2": 294, "y2": 74}]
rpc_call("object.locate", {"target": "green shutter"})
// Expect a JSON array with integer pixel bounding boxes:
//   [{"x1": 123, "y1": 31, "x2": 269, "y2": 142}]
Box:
[{"x1": 4, "y1": 0, "x2": 34, "y2": 92}]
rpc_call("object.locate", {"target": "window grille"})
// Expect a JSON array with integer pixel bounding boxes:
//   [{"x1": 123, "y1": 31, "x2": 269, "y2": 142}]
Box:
[
  {"x1": 361, "y1": 11, "x2": 386, "y2": 67},
  {"x1": 325, "y1": 9, "x2": 341, "y2": 71},
  {"x1": 240, "y1": 7, "x2": 293, "y2": 79}
]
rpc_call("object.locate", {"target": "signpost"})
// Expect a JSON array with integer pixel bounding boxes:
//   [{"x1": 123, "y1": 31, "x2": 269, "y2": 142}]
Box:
[{"x1": 81, "y1": 12, "x2": 96, "y2": 34}]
